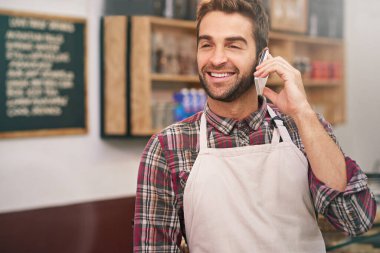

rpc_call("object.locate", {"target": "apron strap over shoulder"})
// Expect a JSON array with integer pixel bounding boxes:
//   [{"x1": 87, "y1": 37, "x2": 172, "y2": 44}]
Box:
[
  {"x1": 271, "y1": 124, "x2": 281, "y2": 144},
  {"x1": 199, "y1": 113, "x2": 208, "y2": 151},
  {"x1": 266, "y1": 105, "x2": 292, "y2": 143}
]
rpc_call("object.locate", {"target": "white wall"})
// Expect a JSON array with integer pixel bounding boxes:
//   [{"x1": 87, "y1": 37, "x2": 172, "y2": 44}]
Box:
[
  {"x1": 334, "y1": 0, "x2": 380, "y2": 173},
  {"x1": 0, "y1": 0, "x2": 146, "y2": 213},
  {"x1": 1, "y1": 0, "x2": 380, "y2": 214}
]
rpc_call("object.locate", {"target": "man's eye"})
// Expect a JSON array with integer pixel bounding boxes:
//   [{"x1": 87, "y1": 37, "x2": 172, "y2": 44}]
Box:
[
  {"x1": 228, "y1": 44, "x2": 241, "y2": 49},
  {"x1": 200, "y1": 43, "x2": 211, "y2": 48}
]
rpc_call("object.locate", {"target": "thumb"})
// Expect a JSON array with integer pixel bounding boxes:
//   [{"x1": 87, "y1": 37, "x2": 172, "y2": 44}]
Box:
[{"x1": 263, "y1": 87, "x2": 278, "y2": 106}]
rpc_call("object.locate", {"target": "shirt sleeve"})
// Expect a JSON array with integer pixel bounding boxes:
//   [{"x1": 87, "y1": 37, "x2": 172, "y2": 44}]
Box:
[
  {"x1": 308, "y1": 114, "x2": 377, "y2": 236},
  {"x1": 133, "y1": 134, "x2": 182, "y2": 252}
]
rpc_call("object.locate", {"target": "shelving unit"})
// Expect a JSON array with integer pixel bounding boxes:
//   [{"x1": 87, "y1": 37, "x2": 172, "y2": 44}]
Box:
[
  {"x1": 129, "y1": 16, "x2": 198, "y2": 136},
  {"x1": 101, "y1": 16, "x2": 346, "y2": 137}
]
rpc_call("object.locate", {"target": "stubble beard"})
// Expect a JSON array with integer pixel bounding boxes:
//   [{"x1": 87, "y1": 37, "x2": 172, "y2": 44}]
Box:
[{"x1": 199, "y1": 63, "x2": 256, "y2": 103}]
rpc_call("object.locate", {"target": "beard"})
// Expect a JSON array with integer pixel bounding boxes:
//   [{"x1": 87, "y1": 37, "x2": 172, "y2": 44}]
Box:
[{"x1": 198, "y1": 62, "x2": 256, "y2": 102}]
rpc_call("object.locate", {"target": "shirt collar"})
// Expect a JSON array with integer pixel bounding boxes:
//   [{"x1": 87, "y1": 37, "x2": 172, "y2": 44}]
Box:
[{"x1": 204, "y1": 96, "x2": 268, "y2": 135}]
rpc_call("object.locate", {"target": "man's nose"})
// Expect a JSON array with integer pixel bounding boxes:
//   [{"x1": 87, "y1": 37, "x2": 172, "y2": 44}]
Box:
[{"x1": 210, "y1": 47, "x2": 227, "y2": 66}]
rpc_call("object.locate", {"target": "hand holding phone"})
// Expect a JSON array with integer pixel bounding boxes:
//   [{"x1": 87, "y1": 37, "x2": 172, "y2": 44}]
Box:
[{"x1": 254, "y1": 48, "x2": 269, "y2": 96}]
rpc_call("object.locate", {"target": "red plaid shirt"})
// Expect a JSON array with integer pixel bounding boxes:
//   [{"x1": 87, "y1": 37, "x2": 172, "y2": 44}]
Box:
[{"x1": 134, "y1": 97, "x2": 377, "y2": 252}]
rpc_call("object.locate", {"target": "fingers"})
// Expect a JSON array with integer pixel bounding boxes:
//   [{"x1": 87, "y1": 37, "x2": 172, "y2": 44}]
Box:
[
  {"x1": 267, "y1": 53, "x2": 288, "y2": 65},
  {"x1": 255, "y1": 60, "x2": 292, "y2": 80},
  {"x1": 255, "y1": 54, "x2": 301, "y2": 82},
  {"x1": 256, "y1": 55, "x2": 292, "y2": 73},
  {"x1": 263, "y1": 87, "x2": 278, "y2": 106}
]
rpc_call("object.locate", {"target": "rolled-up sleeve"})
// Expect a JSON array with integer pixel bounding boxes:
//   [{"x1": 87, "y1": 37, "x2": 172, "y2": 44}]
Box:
[
  {"x1": 308, "y1": 114, "x2": 377, "y2": 236},
  {"x1": 309, "y1": 157, "x2": 377, "y2": 236},
  {"x1": 134, "y1": 134, "x2": 182, "y2": 252}
]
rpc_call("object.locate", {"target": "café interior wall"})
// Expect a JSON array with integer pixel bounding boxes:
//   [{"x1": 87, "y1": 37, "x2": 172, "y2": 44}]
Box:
[
  {"x1": 0, "y1": 0, "x2": 379, "y2": 214},
  {"x1": 0, "y1": 0, "x2": 145, "y2": 213},
  {"x1": 333, "y1": 0, "x2": 380, "y2": 173}
]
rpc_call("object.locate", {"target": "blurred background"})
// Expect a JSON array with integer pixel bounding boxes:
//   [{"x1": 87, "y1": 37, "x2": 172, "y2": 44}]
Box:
[{"x1": 0, "y1": 0, "x2": 379, "y2": 252}]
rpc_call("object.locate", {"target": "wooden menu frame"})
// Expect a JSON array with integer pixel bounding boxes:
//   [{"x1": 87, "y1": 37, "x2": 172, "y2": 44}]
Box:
[{"x1": 0, "y1": 9, "x2": 87, "y2": 138}]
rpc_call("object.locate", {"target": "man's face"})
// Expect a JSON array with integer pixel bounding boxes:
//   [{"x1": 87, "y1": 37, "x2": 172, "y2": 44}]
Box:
[{"x1": 197, "y1": 11, "x2": 257, "y2": 102}]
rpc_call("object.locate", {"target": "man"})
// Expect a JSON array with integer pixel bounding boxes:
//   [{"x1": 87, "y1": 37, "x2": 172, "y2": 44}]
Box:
[{"x1": 134, "y1": 0, "x2": 377, "y2": 252}]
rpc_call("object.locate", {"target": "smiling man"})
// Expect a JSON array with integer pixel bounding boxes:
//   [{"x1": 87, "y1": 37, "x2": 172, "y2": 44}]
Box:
[
  {"x1": 197, "y1": 13, "x2": 256, "y2": 103},
  {"x1": 133, "y1": 0, "x2": 377, "y2": 252}
]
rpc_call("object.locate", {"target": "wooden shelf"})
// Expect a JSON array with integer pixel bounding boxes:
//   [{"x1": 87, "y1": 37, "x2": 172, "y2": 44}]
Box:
[
  {"x1": 143, "y1": 18, "x2": 344, "y2": 45},
  {"x1": 269, "y1": 31, "x2": 343, "y2": 46},
  {"x1": 147, "y1": 16, "x2": 196, "y2": 30},
  {"x1": 151, "y1": 73, "x2": 199, "y2": 83},
  {"x1": 304, "y1": 79, "x2": 342, "y2": 87},
  {"x1": 268, "y1": 77, "x2": 342, "y2": 87},
  {"x1": 152, "y1": 74, "x2": 341, "y2": 88},
  {"x1": 139, "y1": 17, "x2": 342, "y2": 45}
]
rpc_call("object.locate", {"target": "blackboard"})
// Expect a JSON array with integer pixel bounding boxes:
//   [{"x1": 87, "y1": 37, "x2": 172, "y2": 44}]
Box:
[{"x1": 0, "y1": 10, "x2": 87, "y2": 138}]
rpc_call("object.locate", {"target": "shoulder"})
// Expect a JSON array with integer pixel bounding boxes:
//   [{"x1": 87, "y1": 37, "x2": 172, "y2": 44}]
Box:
[{"x1": 155, "y1": 111, "x2": 202, "y2": 151}]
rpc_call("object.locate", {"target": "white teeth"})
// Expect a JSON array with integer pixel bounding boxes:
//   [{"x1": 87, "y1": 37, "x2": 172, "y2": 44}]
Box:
[{"x1": 210, "y1": 72, "x2": 231, "y2": 78}]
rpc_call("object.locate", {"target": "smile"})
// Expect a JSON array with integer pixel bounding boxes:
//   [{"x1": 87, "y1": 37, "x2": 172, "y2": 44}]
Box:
[{"x1": 208, "y1": 72, "x2": 235, "y2": 78}]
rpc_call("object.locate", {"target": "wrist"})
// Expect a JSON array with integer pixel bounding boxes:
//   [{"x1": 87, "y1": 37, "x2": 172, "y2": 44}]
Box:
[{"x1": 293, "y1": 104, "x2": 315, "y2": 126}]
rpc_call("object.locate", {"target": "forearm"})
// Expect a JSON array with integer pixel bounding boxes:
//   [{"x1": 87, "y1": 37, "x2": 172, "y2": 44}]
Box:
[{"x1": 294, "y1": 107, "x2": 347, "y2": 192}]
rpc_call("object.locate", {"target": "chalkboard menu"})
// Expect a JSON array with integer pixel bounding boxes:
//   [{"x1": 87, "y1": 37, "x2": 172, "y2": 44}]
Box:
[{"x1": 0, "y1": 10, "x2": 87, "y2": 138}]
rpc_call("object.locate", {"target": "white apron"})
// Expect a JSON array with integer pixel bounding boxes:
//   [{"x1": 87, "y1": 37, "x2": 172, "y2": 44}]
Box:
[{"x1": 183, "y1": 105, "x2": 326, "y2": 253}]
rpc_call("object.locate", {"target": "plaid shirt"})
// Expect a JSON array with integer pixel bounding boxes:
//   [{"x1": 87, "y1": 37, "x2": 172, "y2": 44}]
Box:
[{"x1": 134, "y1": 97, "x2": 377, "y2": 252}]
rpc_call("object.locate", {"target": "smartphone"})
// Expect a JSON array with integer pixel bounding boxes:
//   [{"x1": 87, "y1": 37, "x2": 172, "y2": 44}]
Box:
[
  {"x1": 254, "y1": 48, "x2": 269, "y2": 96},
  {"x1": 258, "y1": 48, "x2": 269, "y2": 66}
]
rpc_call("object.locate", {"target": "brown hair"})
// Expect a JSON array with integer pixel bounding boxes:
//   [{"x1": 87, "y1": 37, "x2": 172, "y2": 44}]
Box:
[{"x1": 196, "y1": 0, "x2": 269, "y2": 61}]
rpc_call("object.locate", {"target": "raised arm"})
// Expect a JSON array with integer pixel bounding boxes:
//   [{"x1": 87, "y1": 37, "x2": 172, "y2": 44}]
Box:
[{"x1": 255, "y1": 54, "x2": 377, "y2": 235}]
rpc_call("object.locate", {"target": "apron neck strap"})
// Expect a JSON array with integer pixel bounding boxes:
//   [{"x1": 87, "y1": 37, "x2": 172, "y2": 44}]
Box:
[
  {"x1": 199, "y1": 105, "x2": 293, "y2": 151},
  {"x1": 266, "y1": 105, "x2": 292, "y2": 143}
]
